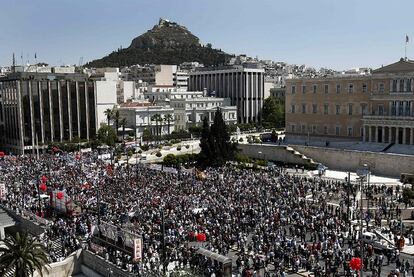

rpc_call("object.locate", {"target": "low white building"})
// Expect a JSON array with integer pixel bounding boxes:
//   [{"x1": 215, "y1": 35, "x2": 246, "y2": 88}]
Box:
[
  {"x1": 171, "y1": 96, "x2": 237, "y2": 130},
  {"x1": 117, "y1": 102, "x2": 175, "y2": 138}
]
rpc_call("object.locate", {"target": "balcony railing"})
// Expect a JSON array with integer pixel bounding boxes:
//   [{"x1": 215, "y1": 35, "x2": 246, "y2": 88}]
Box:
[{"x1": 363, "y1": 115, "x2": 414, "y2": 121}]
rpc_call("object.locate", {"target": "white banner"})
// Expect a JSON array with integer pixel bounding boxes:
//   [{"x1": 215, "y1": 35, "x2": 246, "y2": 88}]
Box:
[
  {"x1": 0, "y1": 183, "x2": 6, "y2": 200},
  {"x1": 133, "y1": 237, "x2": 143, "y2": 261}
]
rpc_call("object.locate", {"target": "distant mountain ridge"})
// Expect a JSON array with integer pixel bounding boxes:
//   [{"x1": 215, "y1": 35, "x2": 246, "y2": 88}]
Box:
[{"x1": 87, "y1": 18, "x2": 233, "y2": 68}]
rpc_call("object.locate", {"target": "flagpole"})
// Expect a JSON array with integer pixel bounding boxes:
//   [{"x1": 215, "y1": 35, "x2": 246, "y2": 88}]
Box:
[{"x1": 405, "y1": 34, "x2": 409, "y2": 60}]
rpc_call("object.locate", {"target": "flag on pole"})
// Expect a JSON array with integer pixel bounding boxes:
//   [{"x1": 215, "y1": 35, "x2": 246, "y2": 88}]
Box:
[
  {"x1": 35, "y1": 53, "x2": 37, "y2": 59},
  {"x1": 406, "y1": 35, "x2": 409, "y2": 44}
]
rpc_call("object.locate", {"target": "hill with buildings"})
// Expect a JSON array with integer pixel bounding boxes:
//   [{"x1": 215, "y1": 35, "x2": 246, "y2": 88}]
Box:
[{"x1": 86, "y1": 18, "x2": 233, "y2": 68}]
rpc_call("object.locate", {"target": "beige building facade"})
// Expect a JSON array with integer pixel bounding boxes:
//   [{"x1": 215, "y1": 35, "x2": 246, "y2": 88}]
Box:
[{"x1": 285, "y1": 59, "x2": 414, "y2": 145}]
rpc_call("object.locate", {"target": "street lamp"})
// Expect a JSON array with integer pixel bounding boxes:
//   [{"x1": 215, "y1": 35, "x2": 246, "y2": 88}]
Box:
[{"x1": 356, "y1": 164, "x2": 370, "y2": 276}]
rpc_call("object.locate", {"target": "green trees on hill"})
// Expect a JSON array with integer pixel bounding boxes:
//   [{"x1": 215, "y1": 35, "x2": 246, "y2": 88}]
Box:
[{"x1": 87, "y1": 45, "x2": 232, "y2": 68}]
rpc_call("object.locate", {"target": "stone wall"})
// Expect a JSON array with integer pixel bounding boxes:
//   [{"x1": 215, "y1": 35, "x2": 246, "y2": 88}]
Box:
[
  {"x1": 81, "y1": 250, "x2": 132, "y2": 277},
  {"x1": 239, "y1": 143, "x2": 414, "y2": 178},
  {"x1": 293, "y1": 145, "x2": 414, "y2": 177},
  {"x1": 238, "y1": 144, "x2": 312, "y2": 166},
  {"x1": 33, "y1": 249, "x2": 82, "y2": 277}
]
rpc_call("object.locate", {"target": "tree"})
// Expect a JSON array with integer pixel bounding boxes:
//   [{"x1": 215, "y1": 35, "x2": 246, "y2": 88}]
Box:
[
  {"x1": 164, "y1": 113, "x2": 174, "y2": 135},
  {"x1": 210, "y1": 108, "x2": 236, "y2": 165},
  {"x1": 198, "y1": 117, "x2": 213, "y2": 166},
  {"x1": 97, "y1": 124, "x2": 117, "y2": 146},
  {"x1": 142, "y1": 128, "x2": 152, "y2": 142},
  {"x1": 198, "y1": 108, "x2": 237, "y2": 167},
  {"x1": 113, "y1": 110, "x2": 121, "y2": 136},
  {"x1": 104, "y1": 108, "x2": 113, "y2": 126},
  {"x1": 120, "y1": 118, "x2": 127, "y2": 141},
  {"x1": 261, "y1": 96, "x2": 285, "y2": 129},
  {"x1": 151, "y1": 114, "x2": 163, "y2": 137},
  {"x1": 0, "y1": 232, "x2": 49, "y2": 277}
]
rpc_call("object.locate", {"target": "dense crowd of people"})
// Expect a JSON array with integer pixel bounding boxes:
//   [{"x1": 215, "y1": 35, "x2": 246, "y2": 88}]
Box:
[{"x1": 0, "y1": 150, "x2": 413, "y2": 277}]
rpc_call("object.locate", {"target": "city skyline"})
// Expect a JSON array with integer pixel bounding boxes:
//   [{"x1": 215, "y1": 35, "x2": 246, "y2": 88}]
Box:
[{"x1": 1, "y1": 0, "x2": 414, "y2": 70}]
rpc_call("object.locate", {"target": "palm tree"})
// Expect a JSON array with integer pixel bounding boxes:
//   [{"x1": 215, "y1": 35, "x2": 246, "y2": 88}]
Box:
[
  {"x1": 120, "y1": 118, "x2": 127, "y2": 141},
  {"x1": 151, "y1": 114, "x2": 163, "y2": 138},
  {"x1": 104, "y1": 108, "x2": 113, "y2": 126},
  {"x1": 0, "y1": 232, "x2": 49, "y2": 277},
  {"x1": 113, "y1": 109, "x2": 121, "y2": 137},
  {"x1": 164, "y1": 113, "x2": 174, "y2": 135}
]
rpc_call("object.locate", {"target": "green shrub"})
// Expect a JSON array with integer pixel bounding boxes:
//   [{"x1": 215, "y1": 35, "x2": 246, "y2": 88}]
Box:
[
  {"x1": 239, "y1": 138, "x2": 244, "y2": 142},
  {"x1": 177, "y1": 146, "x2": 182, "y2": 151},
  {"x1": 185, "y1": 145, "x2": 190, "y2": 149},
  {"x1": 156, "y1": 151, "x2": 162, "y2": 157}
]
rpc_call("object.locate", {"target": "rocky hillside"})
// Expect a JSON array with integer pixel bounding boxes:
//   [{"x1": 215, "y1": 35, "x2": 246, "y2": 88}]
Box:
[{"x1": 87, "y1": 19, "x2": 233, "y2": 68}]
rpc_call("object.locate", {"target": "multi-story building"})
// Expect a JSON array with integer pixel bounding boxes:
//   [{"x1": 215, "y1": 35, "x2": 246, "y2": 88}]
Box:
[
  {"x1": 188, "y1": 65, "x2": 265, "y2": 123},
  {"x1": 285, "y1": 59, "x2": 414, "y2": 145},
  {"x1": 91, "y1": 68, "x2": 135, "y2": 128},
  {"x1": 0, "y1": 71, "x2": 96, "y2": 154}
]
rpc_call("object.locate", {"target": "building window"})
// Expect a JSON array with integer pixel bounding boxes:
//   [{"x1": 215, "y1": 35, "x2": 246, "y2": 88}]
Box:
[
  {"x1": 291, "y1": 125, "x2": 295, "y2": 133},
  {"x1": 302, "y1": 104, "x2": 306, "y2": 114},
  {"x1": 392, "y1": 80, "x2": 398, "y2": 92},
  {"x1": 291, "y1": 86, "x2": 296, "y2": 94},
  {"x1": 336, "y1": 105, "x2": 340, "y2": 115},
  {"x1": 399, "y1": 101, "x2": 404, "y2": 115},
  {"x1": 324, "y1": 126, "x2": 328, "y2": 135},
  {"x1": 312, "y1": 125, "x2": 316, "y2": 134},
  {"x1": 324, "y1": 104, "x2": 329, "y2": 115},
  {"x1": 312, "y1": 104, "x2": 317, "y2": 114},
  {"x1": 302, "y1": 85, "x2": 306, "y2": 94},
  {"x1": 391, "y1": 101, "x2": 397, "y2": 116},
  {"x1": 336, "y1": 84, "x2": 341, "y2": 94},
  {"x1": 378, "y1": 105, "x2": 384, "y2": 116},
  {"x1": 335, "y1": 126, "x2": 340, "y2": 136},
  {"x1": 348, "y1": 103, "x2": 353, "y2": 115},
  {"x1": 379, "y1": 83, "x2": 384, "y2": 93},
  {"x1": 347, "y1": 127, "x2": 353, "y2": 136},
  {"x1": 348, "y1": 84, "x2": 354, "y2": 93},
  {"x1": 361, "y1": 103, "x2": 367, "y2": 115},
  {"x1": 313, "y1": 85, "x2": 317, "y2": 94},
  {"x1": 291, "y1": 105, "x2": 296, "y2": 113},
  {"x1": 400, "y1": 79, "x2": 405, "y2": 92},
  {"x1": 362, "y1": 83, "x2": 367, "y2": 93},
  {"x1": 301, "y1": 125, "x2": 306, "y2": 133},
  {"x1": 324, "y1": 84, "x2": 329, "y2": 94},
  {"x1": 406, "y1": 101, "x2": 411, "y2": 116},
  {"x1": 407, "y1": 79, "x2": 412, "y2": 92}
]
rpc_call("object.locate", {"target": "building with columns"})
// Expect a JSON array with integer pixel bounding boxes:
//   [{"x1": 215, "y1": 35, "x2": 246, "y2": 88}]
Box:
[
  {"x1": 188, "y1": 66, "x2": 265, "y2": 123},
  {"x1": 0, "y1": 71, "x2": 96, "y2": 154},
  {"x1": 285, "y1": 59, "x2": 414, "y2": 146}
]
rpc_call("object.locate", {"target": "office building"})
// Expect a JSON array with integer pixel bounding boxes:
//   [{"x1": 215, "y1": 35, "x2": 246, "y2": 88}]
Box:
[
  {"x1": 188, "y1": 66, "x2": 265, "y2": 123},
  {"x1": 0, "y1": 71, "x2": 96, "y2": 154}
]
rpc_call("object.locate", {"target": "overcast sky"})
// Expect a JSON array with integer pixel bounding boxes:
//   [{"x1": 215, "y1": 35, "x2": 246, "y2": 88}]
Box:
[{"x1": 1, "y1": 0, "x2": 413, "y2": 70}]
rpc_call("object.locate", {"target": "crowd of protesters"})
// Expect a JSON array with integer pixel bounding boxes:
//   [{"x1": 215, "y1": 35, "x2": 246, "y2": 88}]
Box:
[{"x1": 0, "y1": 150, "x2": 413, "y2": 277}]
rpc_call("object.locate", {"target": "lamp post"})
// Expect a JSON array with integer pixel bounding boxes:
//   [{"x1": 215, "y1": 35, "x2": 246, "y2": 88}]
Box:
[{"x1": 356, "y1": 164, "x2": 370, "y2": 276}]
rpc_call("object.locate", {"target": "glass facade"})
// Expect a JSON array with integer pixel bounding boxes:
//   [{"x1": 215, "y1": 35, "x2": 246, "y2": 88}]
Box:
[{"x1": 0, "y1": 74, "x2": 96, "y2": 154}]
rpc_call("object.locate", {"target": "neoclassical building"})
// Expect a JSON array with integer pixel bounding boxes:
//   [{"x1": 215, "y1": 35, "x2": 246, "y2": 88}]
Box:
[{"x1": 285, "y1": 59, "x2": 414, "y2": 145}]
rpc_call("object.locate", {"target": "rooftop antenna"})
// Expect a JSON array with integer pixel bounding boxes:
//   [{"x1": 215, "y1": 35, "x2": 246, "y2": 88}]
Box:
[{"x1": 12, "y1": 53, "x2": 16, "y2": 73}]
